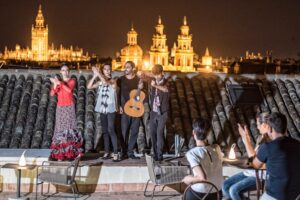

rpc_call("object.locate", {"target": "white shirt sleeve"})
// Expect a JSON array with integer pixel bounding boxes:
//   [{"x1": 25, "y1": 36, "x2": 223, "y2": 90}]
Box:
[{"x1": 186, "y1": 149, "x2": 201, "y2": 169}]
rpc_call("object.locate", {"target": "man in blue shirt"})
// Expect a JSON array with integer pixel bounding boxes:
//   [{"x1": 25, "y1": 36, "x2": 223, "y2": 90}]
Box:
[{"x1": 239, "y1": 112, "x2": 300, "y2": 200}]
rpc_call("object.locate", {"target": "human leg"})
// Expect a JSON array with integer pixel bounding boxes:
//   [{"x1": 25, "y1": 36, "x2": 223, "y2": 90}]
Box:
[
  {"x1": 156, "y1": 112, "x2": 168, "y2": 160},
  {"x1": 149, "y1": 112, "x2": 158, "y2": 160},
  {"x1": 107, "y1": 112, "x2": 118, "y2": 154},
  {"x1": 121, "y1": 113, "x2": 131, "y2": 156},
  {"x1": 128, "y1": 116, "x2": 140, "y2": 157},
  {"x1": 222, "y1": 172, "x2": 248, "y2": 199},
  {"x1": 100, "y1": 113, "x2": 110, "y2": 157},
  {"x1": 228, "y1": 175, "x2": 256, "y2": 200}
]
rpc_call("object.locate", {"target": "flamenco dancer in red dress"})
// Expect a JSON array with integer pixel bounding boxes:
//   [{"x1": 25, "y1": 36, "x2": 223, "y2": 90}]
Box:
[{"x1": 49, "y1": 65, "x2": 84, "y2": 160}]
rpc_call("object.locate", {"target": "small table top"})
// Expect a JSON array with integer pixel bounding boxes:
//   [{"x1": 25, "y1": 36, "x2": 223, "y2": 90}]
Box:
[
  {"x1": 223, "y1": 157, "x2": 252, "y2": 169},
  {"x1": 2, "y1": 163, "x2": 36, "y2": 170},
  {"x1": 223, "y1": 157, "x2": 267, "y2": 171}
]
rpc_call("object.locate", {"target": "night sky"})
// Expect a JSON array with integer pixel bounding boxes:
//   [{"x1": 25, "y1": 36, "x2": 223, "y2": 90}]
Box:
[{"x1": 0, "y1": 0, "x2": 300, "y2": 58}]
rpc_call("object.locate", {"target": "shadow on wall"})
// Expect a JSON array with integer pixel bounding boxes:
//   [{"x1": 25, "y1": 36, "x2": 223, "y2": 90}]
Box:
[{"x1": 77, "y1": 164, "x2": 102, "y2": 194}]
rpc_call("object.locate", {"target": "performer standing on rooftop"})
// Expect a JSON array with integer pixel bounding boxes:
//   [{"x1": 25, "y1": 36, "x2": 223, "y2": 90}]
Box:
[
  {"x1": 117, "y1": 61, "x2": 144, "y2": 159},
  {"x1": 149, "y1": 64, "x2": 169, "y2": 161},
  {"x1": 87, "y1": 63, "x2": 120, "y2": 162},
  {"x1": 50, "y1": 65, "x2": 83, "y2": 161}
]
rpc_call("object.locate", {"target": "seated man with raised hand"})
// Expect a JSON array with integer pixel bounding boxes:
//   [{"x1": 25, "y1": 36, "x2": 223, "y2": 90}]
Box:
[
  {"x1": 239, "y1": 112, "x2": 300, "y2": 200},
  {"x1": 182, "y1": 118, "x2": 223, "y2": 200}
]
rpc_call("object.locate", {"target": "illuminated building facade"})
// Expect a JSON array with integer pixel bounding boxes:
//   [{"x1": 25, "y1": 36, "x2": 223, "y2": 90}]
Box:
[
  {"x1": 147, "y1": 16, "x2": 169, "y2": 70},
  {"x1": 31, "y1": 5, "x2": 48, "y2": 61},
  {"x1": 113, "y1": 16, "x2": 213, "y2": 72},
  {"x1": 2, "y1": 5, "x2": 89, "y2": 62},
  {"x1": 202, "y1": 48, "x2": 212, "y2": 66},
  {"x1": 117, "y1": 26, "x2": 143, "y2": 70},
  {"x1": 172, "y1": 16, "x2": 194, "y2": 71}
]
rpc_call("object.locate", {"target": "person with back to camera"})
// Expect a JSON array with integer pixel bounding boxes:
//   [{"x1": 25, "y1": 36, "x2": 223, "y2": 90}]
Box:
[{"x1": 182, "y1": 118, "x2": 223, "y2": 200}]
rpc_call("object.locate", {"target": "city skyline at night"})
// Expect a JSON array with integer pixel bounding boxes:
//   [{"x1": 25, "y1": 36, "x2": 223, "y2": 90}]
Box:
[{"x1": 0, "y1": 0, "x2": 300, "y2": 59}]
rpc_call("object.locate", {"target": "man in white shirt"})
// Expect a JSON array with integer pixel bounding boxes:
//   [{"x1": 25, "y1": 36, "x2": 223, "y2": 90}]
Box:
[{"x1": 182, "y1": 118, "x2": 223, "y2": 200}]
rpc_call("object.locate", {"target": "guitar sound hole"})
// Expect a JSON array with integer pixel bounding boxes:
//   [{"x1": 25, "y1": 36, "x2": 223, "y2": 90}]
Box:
[
  {"x1": 129, "y1": 106, "x2": 140, "y2": 111},
  {"x1": 134, "y1": 96, "x2": 140, "y2": 101}
]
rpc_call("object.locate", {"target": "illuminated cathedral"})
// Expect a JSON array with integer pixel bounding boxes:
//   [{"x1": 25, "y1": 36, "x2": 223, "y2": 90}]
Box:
[
  {"x1": 112, "y1": 25, "x2": 143, "y2": 70},
  {"x1": 172, "y1": 16, "x2": 194, "y2": 71},
  {"x1": 114, "y1": 16, "x2": 207, "y2": 72},
  {"x1": 2, "y1": 5, "x2": 89, "y2": 62},
  {"x1": 148, "y1": 16, "x2": 169, "y2": 70}
]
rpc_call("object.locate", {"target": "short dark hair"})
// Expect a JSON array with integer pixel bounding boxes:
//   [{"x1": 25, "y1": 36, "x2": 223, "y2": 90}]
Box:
[
  {"x1": 125, "y1": 61, "x2": 136, "y2": 69},
  {"x1": 152, "y1": 64, "x2": 163, "y2": 75},
  {"x1": 256, "y1": 112, "x2": 270, "y2": 124},
  {"x1": 267, "y1": 112, "x2": 287, "y2": 134},
  {"x1": 192, "y1": 118, "x2": 210, "y2": 140}
]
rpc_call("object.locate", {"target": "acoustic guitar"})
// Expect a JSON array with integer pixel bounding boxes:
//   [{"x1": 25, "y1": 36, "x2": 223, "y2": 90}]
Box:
[{"x1": 124, "y1": 80, "x2": 145, "y2": 117}]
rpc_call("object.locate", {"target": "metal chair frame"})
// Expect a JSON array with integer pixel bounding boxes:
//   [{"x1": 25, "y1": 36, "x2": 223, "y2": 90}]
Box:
[
  {"x1": 35, "y1": 156, "x2": 81, "y2": 199},
  {"x1": 144, "y1": 154, "x2": 190, "y2": 199},
  {"x1": 182, "y1": 180, "x2": 220, "y2": 200}
]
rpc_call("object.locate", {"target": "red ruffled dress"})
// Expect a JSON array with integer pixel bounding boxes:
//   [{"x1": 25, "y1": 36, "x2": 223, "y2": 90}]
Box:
[{"x1": 50, "y1": 79, "x2": 84, "y2": 160}]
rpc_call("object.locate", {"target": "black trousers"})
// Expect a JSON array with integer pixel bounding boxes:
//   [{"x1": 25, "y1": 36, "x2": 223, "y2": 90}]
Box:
[
  {"x1": 184, "y1": 187, "x2": 220, "y2": 200},
  {"x1": 121, "y1": 113, "x2": 140, "y2": 156},
  {"x1": 150, "y1": 111, "x2": 168, "y2": 160},
  {"x1": 100, "y1": 112, "x2": 118, "y2": 154}
]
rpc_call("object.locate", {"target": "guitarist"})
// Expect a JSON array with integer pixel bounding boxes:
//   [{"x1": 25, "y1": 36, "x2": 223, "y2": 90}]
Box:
[
  {"x1": 149, "y1": 64, "x2": 169, "y2": 161},
  {"x1": 117, "y1": 61, "x2": 145, "y2": 159}
]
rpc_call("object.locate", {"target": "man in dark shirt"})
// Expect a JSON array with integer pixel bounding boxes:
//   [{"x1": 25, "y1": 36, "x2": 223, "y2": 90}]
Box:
[
  {"x1": 117, "y1": 61, "x2": 143, "y2": 159},
  {"x1": 239, "y1": 112, "x2": 300, "y2": 200},
  {"x1": 149, "y1": 64, "x2": 169, "y2": 161}
]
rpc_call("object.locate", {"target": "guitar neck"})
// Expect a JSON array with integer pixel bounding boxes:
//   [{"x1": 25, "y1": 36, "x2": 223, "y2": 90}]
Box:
[{"x1": 136, "y1": 79, "x2": 143, "y2": 96}]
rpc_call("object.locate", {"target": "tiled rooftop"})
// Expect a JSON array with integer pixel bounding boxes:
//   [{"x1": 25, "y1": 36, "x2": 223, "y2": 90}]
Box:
[{"x1": 0, "y1": 70, "x2": 299, "y2": 156}]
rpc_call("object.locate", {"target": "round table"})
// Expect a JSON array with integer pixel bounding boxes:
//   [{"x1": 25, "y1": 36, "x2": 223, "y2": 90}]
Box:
[{"x1": 2, "y1": 163, "x2": 36, "y2": 200}]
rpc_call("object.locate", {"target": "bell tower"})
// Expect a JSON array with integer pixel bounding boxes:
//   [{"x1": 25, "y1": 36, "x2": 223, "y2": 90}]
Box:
[
  {"x1": 31, "y1": 4, "x2": 48, "y2": 61},
  {"x1": 172, "y1": 16, "x2": 194, "y2": 71},
  {"x1": 149, "y1": 16, "x2": 169, "y2": 69}
]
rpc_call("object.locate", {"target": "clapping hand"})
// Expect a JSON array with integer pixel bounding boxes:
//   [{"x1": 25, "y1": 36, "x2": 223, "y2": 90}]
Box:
[
  {"x1": 49, "y1": 77, "x2": 55, "y2": 84},
  {"x1": 50, "y1": 76, "x2": 60, "y2": 88},
  {"x1": 92, "y1": 66, "x2": 100, "y2": 77},
  {"x1": 50, "y1": 76, "x2": 59, "y2": 84},
  {"x1": 238, "y1": 123, "x2": 251, "y2": 143}
]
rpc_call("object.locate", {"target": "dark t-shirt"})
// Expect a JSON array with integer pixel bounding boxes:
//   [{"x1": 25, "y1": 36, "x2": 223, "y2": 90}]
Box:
[
  {"x1": 117, "y1": 75, "x2": 140, "y2": 108},
  {"x1": 256, "y1": 136, "x2": 300, "y2": 200}
]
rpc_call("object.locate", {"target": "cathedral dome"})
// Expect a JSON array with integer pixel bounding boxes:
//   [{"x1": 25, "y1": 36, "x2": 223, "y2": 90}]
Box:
[{"x1": 121, "y1": 44, "x2": 143, "y2": 56}]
